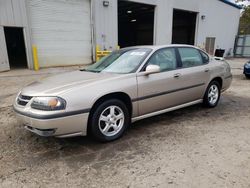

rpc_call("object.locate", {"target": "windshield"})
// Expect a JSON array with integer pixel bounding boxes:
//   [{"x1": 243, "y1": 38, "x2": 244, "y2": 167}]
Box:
[{"x1": 84, "y1": 48, "x2": 151, "y2": 74}]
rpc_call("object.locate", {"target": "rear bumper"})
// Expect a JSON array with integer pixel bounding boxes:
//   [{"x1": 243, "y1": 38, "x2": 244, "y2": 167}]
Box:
[
  {"x1": 222, "y1": 74, "x2": 233, "y2": 92},
  {"x1": 14, "y1": 106, "x2": 89, "y2": 138}
]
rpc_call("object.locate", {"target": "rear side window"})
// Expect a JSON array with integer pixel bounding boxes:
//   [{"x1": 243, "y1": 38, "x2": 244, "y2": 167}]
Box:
[
  {"x1": 178, "y1": 48, "x2": 203, "y2": 68},
  {"x1": 200, "y1": 50, "x2": 210, "y2": 64}
]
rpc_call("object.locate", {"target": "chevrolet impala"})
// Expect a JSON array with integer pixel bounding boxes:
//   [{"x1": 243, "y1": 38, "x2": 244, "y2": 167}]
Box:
[{"x1": 13, "y1": 45, "x2": 232, "y2": 142}]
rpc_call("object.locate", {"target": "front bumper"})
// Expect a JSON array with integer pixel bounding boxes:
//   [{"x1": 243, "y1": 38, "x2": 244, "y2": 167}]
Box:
[{"x1": 14, "y1": 105, "x2": 90, "y2": 138}]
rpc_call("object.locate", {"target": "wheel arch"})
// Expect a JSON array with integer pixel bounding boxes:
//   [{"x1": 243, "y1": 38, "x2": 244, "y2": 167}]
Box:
[
  {"x1": 203, "y1": 77, "x2": 222, "y2": 108},
  {"x1": 203, "y1": 77, "x2": 223, "y2": 98},
  {"x1": 210, "y1": 77, "x2": 223, "y2": 88},
  {"x1": 87, "y1": 92, "x2": 133, "y2": 134}
]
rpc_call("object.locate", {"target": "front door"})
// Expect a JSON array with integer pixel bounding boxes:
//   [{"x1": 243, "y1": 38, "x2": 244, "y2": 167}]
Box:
[
  {"x1": 0, "y1": 26, "x2": 10, "y2": 72},
  {"x1": 136, "y1": 47, "x2": 184, "y2": 116}
]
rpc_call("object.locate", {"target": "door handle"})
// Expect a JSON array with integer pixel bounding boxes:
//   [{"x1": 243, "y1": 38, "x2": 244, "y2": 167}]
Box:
[
  {"x1": 173, "y1": 73, "x2": 181, "y2": 78},
  {"x1": 204, "y1": 68, "x2": 210, "y2": 72}
]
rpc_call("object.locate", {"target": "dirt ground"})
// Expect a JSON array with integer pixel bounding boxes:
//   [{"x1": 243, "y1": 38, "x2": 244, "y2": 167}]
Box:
[{"x1": 0, "y1": 59, "x2": 250, "y2": 188}]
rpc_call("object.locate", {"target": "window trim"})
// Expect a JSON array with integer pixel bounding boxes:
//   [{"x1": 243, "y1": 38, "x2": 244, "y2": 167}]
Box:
[
  {"x1": 139, "y1": 47, "x2": 181, "y2": 72},
  {"x1": 199, "y1": 50, "x2": 210, "y2": 64}
]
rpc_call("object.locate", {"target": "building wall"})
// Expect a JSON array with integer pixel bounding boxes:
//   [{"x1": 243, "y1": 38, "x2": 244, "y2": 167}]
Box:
[
  {"x1": 0, "y1": 0, "x2": 28, "y2": 27},
  {"x1": 94, "y1": 0, "x2": 240, "y2": 57},
  {"x1": 0, "y1": 0, "x2": 241, "y2": 70},
  {"x1": 92, "y1": 0, "x2": 118, "y2": 52},
  {"x1": 196, "y1": 0, "x2": 240, "y2": 56},
  {"x1": 0, "y1": 0, "x2": 33, "y2": 69}
]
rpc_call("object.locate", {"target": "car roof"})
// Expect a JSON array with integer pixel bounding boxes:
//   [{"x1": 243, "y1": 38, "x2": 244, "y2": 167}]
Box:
[
  {"x1": 122, "y1": 44, "x2": 202, "y2": 51},
  {"x1": 120, "y1": 45, "x2": 211, "y2": 60}
]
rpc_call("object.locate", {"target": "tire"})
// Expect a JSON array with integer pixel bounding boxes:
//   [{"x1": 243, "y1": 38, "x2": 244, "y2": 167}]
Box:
[
  {"x1": 203, "y1": 80, "x2": 221, "y2": 108},
  {"x1": 245, "y1": 74, "x2": 250, "y2": 79},
  {"x1": 89, "y1": 99, "x2": 130, "y2": 142}
]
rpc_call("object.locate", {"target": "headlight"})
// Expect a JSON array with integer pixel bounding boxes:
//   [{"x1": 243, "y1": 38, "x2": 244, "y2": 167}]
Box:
[
  {"x1": 244, "y1": 63, "x2": 250, "y2": 68},
  {"x1": 31, "y1": 97, "x2": 66, "y2": 111}
]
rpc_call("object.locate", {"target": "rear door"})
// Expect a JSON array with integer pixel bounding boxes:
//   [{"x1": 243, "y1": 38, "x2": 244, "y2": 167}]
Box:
[
  {"x1": 0, "y1": 26, "x2": 10, "y2": 72},
  {"x1": 175, "y1": 47, "x2": 211, "y2": 103}
]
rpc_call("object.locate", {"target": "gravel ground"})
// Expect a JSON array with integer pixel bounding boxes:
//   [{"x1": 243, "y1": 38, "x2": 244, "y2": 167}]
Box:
[{"x1": 0, "y1": 59, "x2": 249, "y2": 188}]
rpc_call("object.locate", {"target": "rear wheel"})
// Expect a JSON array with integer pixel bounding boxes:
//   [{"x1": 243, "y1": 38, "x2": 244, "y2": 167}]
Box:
[
  {"x1": 203, "y1": 81, "x2": 221, "y2": 108},
  {"x1": 245, "y1": 74, "x2": 250, "y2": 79},
  {"x1": 90, "y1": 99, "x2": 130, "y2": 142}
]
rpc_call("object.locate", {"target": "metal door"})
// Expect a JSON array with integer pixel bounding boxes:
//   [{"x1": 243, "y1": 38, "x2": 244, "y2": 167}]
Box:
[
  {"x1": 0, "y1": 26, "x2": 10, "y2": 72},
  {"x1": 234, "y1": 35, "x2": 250, "y2": 57}
]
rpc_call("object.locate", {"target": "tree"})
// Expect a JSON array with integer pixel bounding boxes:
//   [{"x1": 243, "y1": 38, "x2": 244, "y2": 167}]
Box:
[
  {"x1": 238, "y1": 3, "x2": 250, "y2": 34},
  {"x1": 236, "y1": 0, "x2": 250, "y2": 6}
]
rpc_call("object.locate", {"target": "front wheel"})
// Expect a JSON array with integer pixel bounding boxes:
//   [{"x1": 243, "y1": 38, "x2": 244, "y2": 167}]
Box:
[
  {"x1": 89, "y1": 99, "x2": 130, "y2": 142},
  {"x1": 203, "y1": 81, "x2": 221, "y2": 108}
]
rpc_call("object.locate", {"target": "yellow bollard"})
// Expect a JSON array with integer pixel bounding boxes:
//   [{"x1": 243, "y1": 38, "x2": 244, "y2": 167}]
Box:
[
  {"x1": 32, "y1": 45, "x2": 39, "y2": 71},
  {"x1": 95, "y1": 45, "x2": 113, "y2": 62},
  {"x1": 96, "y1": 45, "x2": 100, "y2": 62}
]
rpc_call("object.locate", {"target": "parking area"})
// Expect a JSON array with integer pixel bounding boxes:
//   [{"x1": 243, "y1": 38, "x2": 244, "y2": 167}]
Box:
[{"x1": 0, "y1": 59, "x2": 250, "y2": 188}]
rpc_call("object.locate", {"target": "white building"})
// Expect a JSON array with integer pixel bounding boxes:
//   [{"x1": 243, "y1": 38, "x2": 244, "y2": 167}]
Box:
[{"x1": 0, "y1": 0, "x2": 241, "y2": 72}]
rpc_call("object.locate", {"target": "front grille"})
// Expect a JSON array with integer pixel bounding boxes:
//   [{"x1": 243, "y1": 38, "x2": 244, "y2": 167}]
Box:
[{"x1": 17, "y1": 94, "x2": 33, "y2": 106}]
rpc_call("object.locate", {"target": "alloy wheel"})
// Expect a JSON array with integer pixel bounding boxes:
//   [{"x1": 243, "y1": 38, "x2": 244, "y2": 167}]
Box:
[
  {"x1": 208, "y1": 84, "x2": 219, "y2": 105},
  {"x1": 98, "y1": 105, "x2": 125, "y2": 137}
]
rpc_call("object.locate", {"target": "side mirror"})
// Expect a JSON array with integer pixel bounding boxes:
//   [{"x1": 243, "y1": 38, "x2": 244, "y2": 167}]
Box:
[{"x1": 145, "y1": 65, "x2": 160, "y2": 75}]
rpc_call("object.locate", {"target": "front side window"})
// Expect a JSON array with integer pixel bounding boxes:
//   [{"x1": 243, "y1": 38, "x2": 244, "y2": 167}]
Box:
[
  {"x1": 178, "y1": 48, "x2": 203, "y2": 68},
  {"x1": 85, "y1": 48, "x2": 151, "y2": 74},
  {"x1": 146, "y1": 48, "x2": 177, "y2": 72}
]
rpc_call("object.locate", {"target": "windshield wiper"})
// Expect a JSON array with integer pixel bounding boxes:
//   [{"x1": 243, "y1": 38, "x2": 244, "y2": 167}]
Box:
[{"x1": 80, "y1": 69, "x2": 100, "y2": 73}]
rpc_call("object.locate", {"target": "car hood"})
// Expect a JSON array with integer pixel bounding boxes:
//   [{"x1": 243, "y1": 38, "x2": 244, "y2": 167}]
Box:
[{"x1": 21, "y1": 71, "x2": 118, "y2": 96}]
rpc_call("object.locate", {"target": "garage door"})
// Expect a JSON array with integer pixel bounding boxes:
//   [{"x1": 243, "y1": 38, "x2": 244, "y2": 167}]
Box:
[{"x1": 29, "y1": 0, "x2": 92, "y2": 67}]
